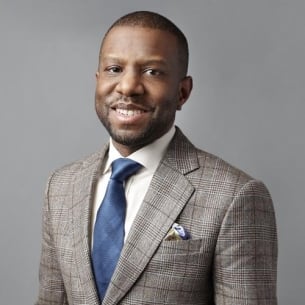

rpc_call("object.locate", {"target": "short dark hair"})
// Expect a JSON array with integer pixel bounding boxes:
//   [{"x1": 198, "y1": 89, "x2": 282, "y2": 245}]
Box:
[{"x1": 100, "y1": 11, "x2": 189, "y2": 77}]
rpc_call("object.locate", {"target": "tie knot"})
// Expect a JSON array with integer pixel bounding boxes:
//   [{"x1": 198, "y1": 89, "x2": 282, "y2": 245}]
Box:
[{"x1": 110, "y1": 158, "x2": 142, "y2": 182}]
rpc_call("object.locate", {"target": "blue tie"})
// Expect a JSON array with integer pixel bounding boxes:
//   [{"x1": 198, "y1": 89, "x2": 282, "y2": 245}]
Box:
[{"x1": 92, "y1": 158, "x2": 142, "y2": 301}]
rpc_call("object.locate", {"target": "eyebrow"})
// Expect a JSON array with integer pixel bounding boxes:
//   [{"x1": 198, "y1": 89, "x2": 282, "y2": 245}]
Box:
[{"x1": 101, "y1": 55, "x2": 169, "y2": 67}]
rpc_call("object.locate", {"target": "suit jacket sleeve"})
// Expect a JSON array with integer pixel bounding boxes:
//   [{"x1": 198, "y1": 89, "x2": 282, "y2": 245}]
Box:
[
  {"x1": 36, "y1": 173, "x2": 68, "y2": 305},
  {"x1": 213, "y1": 179, "x2": 278, "y2": 305}
]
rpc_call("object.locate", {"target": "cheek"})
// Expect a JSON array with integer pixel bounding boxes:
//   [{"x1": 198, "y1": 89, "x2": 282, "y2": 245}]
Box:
[
  {"x1": 95, "y1": 84, "x2": 112, "y2": 110},
  {"x1": 153, "y1": 89, "x2": 180, "y2": 111},
  {"x1": 95, "y1": 85, "x2": 106, "y2": 100},
  {"x1": 149, "y1": 82, "x2": 177, "y2": 99},
  {"x1": 95, "y1": 78, "x2": 115, "y2": 98},
  {"x1": 95, "y1": 87, "x2": 107, "y2": 113}
]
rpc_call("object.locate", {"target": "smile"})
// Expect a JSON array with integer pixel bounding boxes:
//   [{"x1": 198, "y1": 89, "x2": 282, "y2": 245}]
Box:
[{"x1": 115, "y1": 108, "x2": 146, "y2": 116}]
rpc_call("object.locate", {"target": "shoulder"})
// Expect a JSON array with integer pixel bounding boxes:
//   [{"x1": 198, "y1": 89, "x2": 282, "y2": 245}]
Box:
[
  {"x1": 47, "y1": 146, "x2": 108, "y2": 187},
  {"x1": 173, "y1": 128, "x2": 270, "y2": 197},
  {"x1": 172, "y1": 127, "x2": 253, "y2": 183},
  {"x1": 196, "y1": 147, "x2": 252, "y2": 183},
  {"x1": 193, "y1": 148, "x2": 273, "y2": 208}
]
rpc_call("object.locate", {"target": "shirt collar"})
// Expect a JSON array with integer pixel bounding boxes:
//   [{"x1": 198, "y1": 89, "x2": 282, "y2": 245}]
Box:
[{"x1": 103, "y1": 125, "x2": 176, "y2": 174}]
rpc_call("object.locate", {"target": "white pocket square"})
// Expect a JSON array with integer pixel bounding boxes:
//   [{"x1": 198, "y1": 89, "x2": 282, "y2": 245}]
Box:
[{"x1": 164, "y1": 223, "x2": 190, "y2": 241}]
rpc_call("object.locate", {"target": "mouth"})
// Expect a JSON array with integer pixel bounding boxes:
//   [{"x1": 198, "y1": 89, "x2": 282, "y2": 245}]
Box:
[
  {"x1": 115, "y1": 108, "x2": 146, "y2": 117},
  {"x1": 111, "y1": 102, "x2": 151, "y2": 118}
]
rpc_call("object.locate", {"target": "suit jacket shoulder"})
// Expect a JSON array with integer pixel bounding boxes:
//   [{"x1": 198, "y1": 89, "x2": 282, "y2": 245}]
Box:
[
  {"x1": 50, "y1": 148, "x2": 107, "y2": 182},
  {"x1": 166, "y1": 127, "x2": 263, "y2": 197}
]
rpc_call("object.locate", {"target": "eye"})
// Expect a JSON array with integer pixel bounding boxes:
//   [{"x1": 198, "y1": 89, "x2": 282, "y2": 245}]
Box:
[
  {"x1": 105, "y1": 66, "x2": 122, "y2": 74},
  {"x1": 144, "y1": 68, "x2": 163, "y2": 76}
]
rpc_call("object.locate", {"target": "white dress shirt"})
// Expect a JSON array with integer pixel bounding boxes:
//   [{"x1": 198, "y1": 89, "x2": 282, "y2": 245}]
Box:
[{"x1": 92, "y1": 126, "x2": 175, "y2": 245}]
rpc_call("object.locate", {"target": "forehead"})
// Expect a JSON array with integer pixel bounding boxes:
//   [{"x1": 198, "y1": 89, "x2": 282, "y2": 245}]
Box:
[{"x1": 100, "y1": 26, "x2": 179, "y2": 62}]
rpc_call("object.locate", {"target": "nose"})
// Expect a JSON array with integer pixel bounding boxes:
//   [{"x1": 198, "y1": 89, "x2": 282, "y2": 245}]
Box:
[{"x1": 115, "y1": 70, "x2": 144, "y2": 97}]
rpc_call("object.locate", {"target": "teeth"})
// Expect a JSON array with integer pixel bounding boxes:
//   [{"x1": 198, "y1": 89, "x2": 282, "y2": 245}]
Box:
[{"x1": 116, "y1": 108, "x2": 144, "y2": 116}]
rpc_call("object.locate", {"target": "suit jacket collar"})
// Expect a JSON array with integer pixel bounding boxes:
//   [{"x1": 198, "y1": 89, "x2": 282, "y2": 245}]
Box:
[
  {"x1": 162, "y1": 126, "x2": 199, "y2": 175},
  {"x1": 71, "y1": 127, "x2": 199, "y2": 305}
]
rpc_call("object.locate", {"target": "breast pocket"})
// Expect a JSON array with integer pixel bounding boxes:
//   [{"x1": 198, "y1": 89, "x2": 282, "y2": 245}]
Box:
[
  {"x1": 149, "y1": 238, "x2": 213, "y2": 271},
  {"x1": 141, "y1": 239, "x2": 214, "y2": 296},
  {"x1": 156, "y1": 238, "x2": 204, "y2": 255}
]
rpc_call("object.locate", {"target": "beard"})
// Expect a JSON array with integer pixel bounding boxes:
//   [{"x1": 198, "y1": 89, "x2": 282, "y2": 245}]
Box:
[{"x1": 101, "y1": 115, "x2": 164, "y2": 150}]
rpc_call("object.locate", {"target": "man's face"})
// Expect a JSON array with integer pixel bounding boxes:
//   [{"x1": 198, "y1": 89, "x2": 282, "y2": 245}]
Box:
[{"x1": 95, "y1": 26, "x2": 192, "y2": 156}]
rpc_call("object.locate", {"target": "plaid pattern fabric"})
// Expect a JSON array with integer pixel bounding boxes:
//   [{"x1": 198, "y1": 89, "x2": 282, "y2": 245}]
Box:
[{"x1": 36, "y1": 127, "x2": 277, "y2": 305}]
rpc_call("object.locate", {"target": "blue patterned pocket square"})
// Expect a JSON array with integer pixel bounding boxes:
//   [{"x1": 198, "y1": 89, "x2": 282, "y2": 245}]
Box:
[{"x1": 164, "y1": 223, "x2": 190, "y2": 241}]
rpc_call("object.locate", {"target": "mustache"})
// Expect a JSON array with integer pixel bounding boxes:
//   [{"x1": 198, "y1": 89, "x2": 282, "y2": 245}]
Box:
[
  {"x1": 108, "y1": 96, "x2": 154, "y2": 111},
  {"x1": 110, "y1": 95, "x2": 142, "y2": 104}
]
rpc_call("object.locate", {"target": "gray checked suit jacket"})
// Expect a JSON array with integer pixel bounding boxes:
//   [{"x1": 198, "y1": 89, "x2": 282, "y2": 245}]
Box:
[{"x1": 36, "y1": 127, "x2": 278, "y2": 305}]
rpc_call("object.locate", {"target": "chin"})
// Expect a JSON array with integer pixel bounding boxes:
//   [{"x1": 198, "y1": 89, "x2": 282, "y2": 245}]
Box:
[
  {"x1": 112, "y1": 133, "x2": 146, "y2": 147},
  {"x1": 110, "y1": 127, "x2": 156, "y2": 147}
]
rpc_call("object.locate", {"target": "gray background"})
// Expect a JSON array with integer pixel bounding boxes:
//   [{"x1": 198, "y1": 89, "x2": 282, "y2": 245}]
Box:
[{"x1": 0, "y1": 0, "x2": 304, "y2": 304}]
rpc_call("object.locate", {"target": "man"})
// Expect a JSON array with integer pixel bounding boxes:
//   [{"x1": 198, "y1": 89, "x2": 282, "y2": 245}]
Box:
[{"x1": 36, "y1": 11, "x2": 278, "y2": 305}]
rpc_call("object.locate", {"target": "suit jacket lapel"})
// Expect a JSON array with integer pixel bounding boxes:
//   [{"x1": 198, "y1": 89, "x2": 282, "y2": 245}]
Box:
[
  {"x1": 103, "y1": 128, "x2": 199, "y2": 305},
  {"x1": 71, "y1": 147, "x2": 108, "y2": 305}
]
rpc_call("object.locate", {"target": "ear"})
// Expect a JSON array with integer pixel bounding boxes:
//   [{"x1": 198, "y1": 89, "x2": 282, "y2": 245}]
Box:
[
  {"x1": 95, "y1": 71, "x2": 100, "y2": 81},
  {"x1": 177, "y1": 76, "x2": 193, "y2": 110}
]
